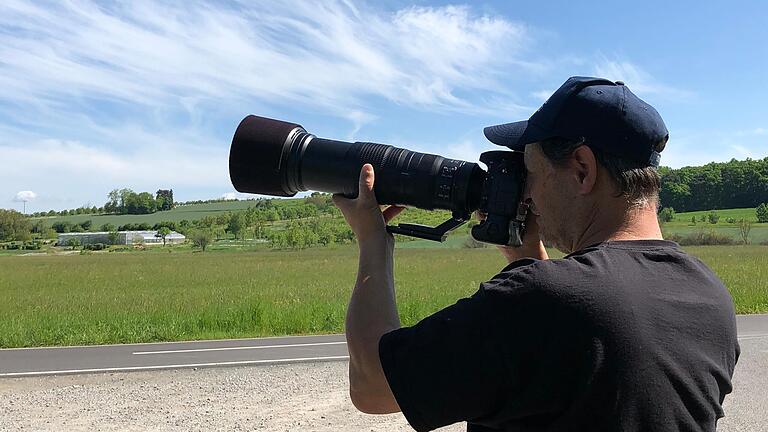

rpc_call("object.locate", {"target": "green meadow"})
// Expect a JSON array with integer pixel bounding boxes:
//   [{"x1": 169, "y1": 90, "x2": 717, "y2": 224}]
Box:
[
  {"x1": 29, "y1": 200, "x2": 308, "y2": 227},
  {"x1": 0, "y1": 244, "x2": 765, "y2": 348}
]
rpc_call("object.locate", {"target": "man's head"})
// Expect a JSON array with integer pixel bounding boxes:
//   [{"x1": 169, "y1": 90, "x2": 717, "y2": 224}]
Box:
[{"x1": 484, "y1": 77, "x2": 669, "y2": 252}]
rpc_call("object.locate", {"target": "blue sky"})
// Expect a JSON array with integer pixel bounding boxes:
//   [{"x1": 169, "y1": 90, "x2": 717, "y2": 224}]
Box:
[{"x1": 1, "y1": 0, "x2": 766, "y2": 212}]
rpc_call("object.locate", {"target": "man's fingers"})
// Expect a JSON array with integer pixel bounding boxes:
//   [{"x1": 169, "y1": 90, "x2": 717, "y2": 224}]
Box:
[
  {"x1": 382, "y1": 205, "x2": 405, "y2": 224},
  {"x1": 474, "y1": 210, "x2": 487, "y2": 221},
  {"x1": 359, "y1": 164, "x2": 375, "y2": 198}
]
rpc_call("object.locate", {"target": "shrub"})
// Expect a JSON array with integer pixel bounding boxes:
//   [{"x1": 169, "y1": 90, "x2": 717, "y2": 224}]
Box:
[
  {"x1": 737, "y1": 219, "x2": 752, "y2": 245},
  {"x1": 757, "y1": 203, "x2": 768, "y2": 223},
  {"x1": 726, "y1": 217, "x2": 736, "y2": 224},
  {"x1": 707, "y1": 211, "x2": 720, "y2": 224},
  {"x1": 190, "y1": 229, "x2": 213, "y2": 252},
  {"x1": 22, "y1": 242, "x2": 42, "y2": 250},
  {"x1": 658, "y1": 207, "x2": 675, "y2": 223},
  {"x1": 672, "y1": 229, "x2": 735, "y2": 246}
]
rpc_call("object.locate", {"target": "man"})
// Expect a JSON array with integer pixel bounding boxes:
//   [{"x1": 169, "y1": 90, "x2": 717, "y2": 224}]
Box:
[{"x1": 332, "y1": 77, "x2": 739, "y2": 431}]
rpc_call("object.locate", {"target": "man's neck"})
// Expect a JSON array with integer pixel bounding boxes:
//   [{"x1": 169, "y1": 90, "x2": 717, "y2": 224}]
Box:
[{"x1": 571, "y1": 201, "x2": 663, "y2": 252}]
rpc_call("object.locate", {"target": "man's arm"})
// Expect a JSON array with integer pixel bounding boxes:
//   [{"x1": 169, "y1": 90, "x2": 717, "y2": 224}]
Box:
[
  {"x1": 345, "y1": 234, "x2": 401, "y2": 413},
  {"x1": 332, "y1": 164, "x2": 403, "y2": 414}
]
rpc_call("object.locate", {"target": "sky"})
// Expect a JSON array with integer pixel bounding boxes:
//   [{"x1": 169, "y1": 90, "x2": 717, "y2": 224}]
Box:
[{"x1": 1, "y1": 0, "x2": 767, "y2": 213}]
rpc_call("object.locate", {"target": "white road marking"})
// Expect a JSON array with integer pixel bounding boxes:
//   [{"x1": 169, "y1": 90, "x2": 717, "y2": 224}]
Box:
[
  {"x1": 0, "y1": 355, "x2": 350, "y2": 377},
  {"x1": 132, "y1": 341, "x2": 347, "y2": 355},
  {"x1": 738, "y1": 334, "x2": 768, "y2": 340}
]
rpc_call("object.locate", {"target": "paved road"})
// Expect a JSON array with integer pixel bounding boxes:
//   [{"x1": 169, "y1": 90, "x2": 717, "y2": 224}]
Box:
[
  {"x1": 0, "y1": 334, "x2": 348, "y2": 377},
  {"x1": 1, "y1": 314, "x2": 767, "y2": 377}
]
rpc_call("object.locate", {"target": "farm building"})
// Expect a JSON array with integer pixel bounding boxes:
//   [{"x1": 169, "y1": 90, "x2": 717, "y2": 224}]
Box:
[{"x1": 57, "y1": 231, "x2": 186, "y2": 246}]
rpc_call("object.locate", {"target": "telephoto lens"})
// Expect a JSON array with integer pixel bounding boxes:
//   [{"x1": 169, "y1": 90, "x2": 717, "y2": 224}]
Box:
[{"x1": 229, "y1": 115, "x2": 486, "y2": 216}]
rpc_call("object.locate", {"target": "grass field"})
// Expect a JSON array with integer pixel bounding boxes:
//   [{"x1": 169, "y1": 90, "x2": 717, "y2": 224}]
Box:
[
  {"x1": 29, "y1": 199, "x2": 307, "y2": 227},
  {"x1": 655, "y1": 207, "x2": 768, "y2": 243},
  {"x1": 673, "y1": 208, "x2": 760, "y2": 224},
  {"x1": 1, "y1": 245, "x2": 765, "y2": 348}
]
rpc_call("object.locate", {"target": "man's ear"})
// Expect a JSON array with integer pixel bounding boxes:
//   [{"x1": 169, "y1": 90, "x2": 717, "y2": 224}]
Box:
[{"x1": 569, "y1": 146, "x2": 598, "y2": 195}]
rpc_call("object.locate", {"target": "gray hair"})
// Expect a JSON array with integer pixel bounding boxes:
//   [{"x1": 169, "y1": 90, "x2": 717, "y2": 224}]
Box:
[{"x1": 538, "y1": 137, "x2": 661, "y2": 208}]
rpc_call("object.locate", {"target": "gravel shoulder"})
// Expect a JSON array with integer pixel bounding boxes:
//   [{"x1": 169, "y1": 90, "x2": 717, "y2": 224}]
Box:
[{"x1": 1, "y1": 337, "x2": 765, "y2": 431}]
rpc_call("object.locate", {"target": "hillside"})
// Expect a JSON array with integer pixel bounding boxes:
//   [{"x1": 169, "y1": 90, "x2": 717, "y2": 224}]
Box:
[{"x1": 30, "y1": 199, "x2": 311, "y2": 227}]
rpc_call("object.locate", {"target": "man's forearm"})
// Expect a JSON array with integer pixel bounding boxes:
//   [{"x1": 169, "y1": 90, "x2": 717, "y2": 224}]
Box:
[{"x1": 345, "y1": 234, "x2": 401, "y2": 413}]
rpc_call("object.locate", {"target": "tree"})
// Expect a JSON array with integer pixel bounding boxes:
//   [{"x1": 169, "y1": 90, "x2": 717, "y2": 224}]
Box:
[
  {"x1": 105, "y1": 189, "x2": 120, "y2": 213},
  {"x1": 757, "y1": 203, "x2": 768, "y2": 223},
  {"x1": 100, "y1": 223, "x2": 116, "y2": 232},
  {"x1": 190, "y1": 229, "x2": 213, "y2": 252},
  {"x1": 67, "y1": 237, "x2": 81, "y2": 250},
  {"x1": 155, "y1": 189, "x2": 174, "y2": 211},
  {"x1": 52, "y1": 221, "x2": 72, "y2": 233},
  {"x1": 737, "y1": 218, "x2": 752, "y2": 245},
  {"x1": 690, "y1": 216, "x2": 696, "y2": 225},
  {"x1": 0, "y1": 209, "x2": 32, "y2": 241},
  {"x1": 156, "y1": 226, "x2": 171, "y2": 246},
  {"x1": 108, "y1": 231, "x2": 120, "y2": 245},
  {"x1": 227, "y1": 212, "x2": 246, "y2": 239},
  {"x1": 658, "y1": 207, "x2": 675, "y2": 223}
]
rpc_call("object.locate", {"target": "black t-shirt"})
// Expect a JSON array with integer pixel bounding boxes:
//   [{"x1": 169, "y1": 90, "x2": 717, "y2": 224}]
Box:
[{"x1": 379, "y1": 240, "x2": 740, "y2": 432}]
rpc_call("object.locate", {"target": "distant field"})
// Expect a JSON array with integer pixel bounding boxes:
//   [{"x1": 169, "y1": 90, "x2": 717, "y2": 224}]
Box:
[
  {"x1": 671, "y1": 207, "x2": 760, "y2": 225},
  {"x1": 29, "y1": 199, "x2": 307, "y2": 227},
  {"x1": 0, "y1": 245, "x2": 765, "y2": 348}
]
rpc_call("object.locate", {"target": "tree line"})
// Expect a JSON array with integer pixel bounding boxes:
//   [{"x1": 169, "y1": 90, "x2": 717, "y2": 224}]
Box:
[
  {"x1": 659, "y1": 157, "x2": 768, "y2": 212},
  {"x1": 104, "y1": 189, "x2": 174, "y2": 214}
]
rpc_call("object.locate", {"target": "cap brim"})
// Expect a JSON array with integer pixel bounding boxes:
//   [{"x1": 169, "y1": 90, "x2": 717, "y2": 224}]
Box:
[{"x1": 483, "y1": 120, "x2": 547, "y2": 150}]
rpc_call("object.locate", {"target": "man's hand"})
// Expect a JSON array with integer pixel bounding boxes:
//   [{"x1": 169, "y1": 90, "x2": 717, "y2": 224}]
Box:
[
  {"x1": 332, "y1": 164, "x2": 405, "y2": 243},
  {"x1": 474, "y1": 207, "x2": 548, "y2": 262}
]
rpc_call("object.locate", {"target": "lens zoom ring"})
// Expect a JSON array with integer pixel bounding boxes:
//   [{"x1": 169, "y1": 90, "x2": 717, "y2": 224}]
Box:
[
  {"x1": 357, "y1": 142, "x2": 389, "y2": 167},
  {"x1": 382, "y1": 147, "x2": 405, "y2": 170}
]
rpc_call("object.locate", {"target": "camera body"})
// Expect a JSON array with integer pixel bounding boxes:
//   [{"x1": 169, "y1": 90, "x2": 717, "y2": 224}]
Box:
[{"x1": 229, "y1": 115, "x2": 528, "y2": 246}]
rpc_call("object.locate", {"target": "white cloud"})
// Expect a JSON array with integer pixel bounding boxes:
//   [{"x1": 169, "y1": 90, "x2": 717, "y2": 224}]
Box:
[
  {"x1": 0, "y1": 132, "x2": 226, "y2": 210},
  {"x1": 0, "y1": 1, "x2": 544, "y2": 210},
  {"x1": 0, "y1": 1, "x2": 534, "y2": 118},
  {"x1": 735, "y1": 127, "x2": 767, "y2": 137},
  {"x1": 14, "y1": 190, "x2": 36, "y2": 202},
  {"x1": 221, "y1": 192, "x2": 237, "y2": 201},
  {"x1": 593, "y1": 58, "x2": 694, "y2": 100},
  {"x1": 530, "y1": 90, "x2": 554, "y2": 102}
]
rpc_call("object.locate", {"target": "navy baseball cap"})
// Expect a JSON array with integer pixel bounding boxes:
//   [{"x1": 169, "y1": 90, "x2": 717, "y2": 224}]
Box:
[{"x1": 484, "y1": 76, "x2": 669, "y2": 167}]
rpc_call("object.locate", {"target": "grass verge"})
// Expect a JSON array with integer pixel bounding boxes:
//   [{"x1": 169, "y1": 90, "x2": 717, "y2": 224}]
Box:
[{"x1": 0, "y1": 245, "x2": 765, "y2": 347}]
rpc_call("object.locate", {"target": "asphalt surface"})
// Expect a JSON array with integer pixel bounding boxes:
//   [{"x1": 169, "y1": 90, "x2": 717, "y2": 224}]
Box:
[
  {"x1": 1, "y1": 314, "x2": 766, "y2": 378},
  {"x1": 0, "y1": 334, "x2": 348, "y2": 377}
]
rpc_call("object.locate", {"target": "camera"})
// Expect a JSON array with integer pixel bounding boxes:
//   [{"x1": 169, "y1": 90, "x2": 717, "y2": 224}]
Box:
[{"x1": 229, "y1": 115, "x2": 529, "y2": 246}]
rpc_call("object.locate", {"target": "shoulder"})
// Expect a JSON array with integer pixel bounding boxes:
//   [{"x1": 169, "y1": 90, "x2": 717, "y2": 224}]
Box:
[{"x1": 478, "y1": 256, "x2": 590, "y2": 298}]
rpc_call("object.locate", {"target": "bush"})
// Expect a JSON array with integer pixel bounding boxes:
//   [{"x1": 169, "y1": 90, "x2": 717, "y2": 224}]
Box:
[
  {"x1": 667, "y1": 229, "x2": 735, "y2": 246},
  {"x1": 658, "y1": 207, "x2": 675, "y2": 223},
  {"x1": 83, "y1": 243, "x2": 106, "y2": 251},
  {"x1": 707, "y1": 211, "x2": 720, "y2": 224},
  {"x1": 22, "y1": 242, "x2": 42, "y2": 250},
  {"x1": 726, "y1": 217, "x2": 736, "y2": 224},
  {"x1": 757, "y1": 203, "x2": 768, "y2": 223}
]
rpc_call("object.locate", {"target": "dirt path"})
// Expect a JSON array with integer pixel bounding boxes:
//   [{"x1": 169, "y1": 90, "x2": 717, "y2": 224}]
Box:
[{"x1": 0, "y1": 361, "x2": 461, "y2": 431}]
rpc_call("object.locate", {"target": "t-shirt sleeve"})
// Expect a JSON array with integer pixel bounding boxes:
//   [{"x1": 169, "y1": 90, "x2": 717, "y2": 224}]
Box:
[
  {"x1": 379, "y1": 261, "x2": 584, "y2": 432},
  {"x1": 379, "y1": 293, "x2": 509, "y2": 431}
]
